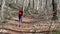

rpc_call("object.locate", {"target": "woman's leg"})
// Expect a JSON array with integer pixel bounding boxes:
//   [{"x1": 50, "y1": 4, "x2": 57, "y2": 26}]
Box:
[
  {"x1": 19, "y1": 18, "x2": 22, "y2": 23},
  {"x1": 19, "y1": 18, "x2": 22, "y2": 27}
]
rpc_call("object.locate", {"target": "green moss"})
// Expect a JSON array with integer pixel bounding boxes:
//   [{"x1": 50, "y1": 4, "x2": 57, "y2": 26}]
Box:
[{"x1": 54, "y1": 31, "x2": 60, "y2": 34}]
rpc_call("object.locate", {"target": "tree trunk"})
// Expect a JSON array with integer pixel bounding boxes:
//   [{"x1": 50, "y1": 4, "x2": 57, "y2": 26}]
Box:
[
  {"x1": 52, "y1": 0, "x2": 58, "y2": 20},
  {"x1": 28, "y1": 0, "x2": 30, "y2": 7},
  {"x1": 33, "y1": 0, "x2": 34, "y2": 9},
  {"x1": 23, "y1": 0, "x2": 25, "y2": 13},
  {"x1": 1, "y1": 0, "x2": 6, "y2": 20},
  {"x1": 1, "y1": 0, "x2": 6, "y2": 31},
  {"x1": 15, "y1": 0, "x2": 18, "y2": 3},
  {"x1": 13, "y1": 0, "x2": 16, "y2": 3},
  {"x1": 46, "y1": 0, "x2": 47, "y2": 9},
  {"x1": 0, "y1": 0, "x2": 2, "y2": 7},
  {"x1": 37, "y1": 0, "x2": 39, "y2": 10}
]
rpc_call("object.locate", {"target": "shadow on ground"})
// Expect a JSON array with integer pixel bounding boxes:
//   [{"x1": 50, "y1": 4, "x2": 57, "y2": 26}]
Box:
[{"x1": 0, "y1": 32, "x2": 10, "y2": 34}]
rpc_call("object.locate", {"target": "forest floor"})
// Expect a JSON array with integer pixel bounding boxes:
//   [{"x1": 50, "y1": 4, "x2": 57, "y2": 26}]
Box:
[
  {"x1": 0, "y1": 17, "x2": 60, "y2": 34},
  {"x1": 0, "y1": 9, "x2": 60, "y2": 34}
]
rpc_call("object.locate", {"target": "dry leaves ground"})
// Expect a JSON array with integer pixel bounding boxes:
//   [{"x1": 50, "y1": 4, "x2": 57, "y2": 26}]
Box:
[{"x1": 0, "y1": 17, "x2": 60, "y2": 34}]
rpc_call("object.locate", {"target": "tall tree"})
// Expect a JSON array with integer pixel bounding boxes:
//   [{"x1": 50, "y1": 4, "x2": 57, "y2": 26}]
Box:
[
  {"x1": 1, "y1": 0, "x2": 6, "y2": 30},
  {"x1": 52, "y1": 0, "x2": 58, "y2": 20},
  {"x1": 37, "y1": 0, "x2": 39, "y2": 10},
  {"x1": 16, "y1": 0, "x2": 18, "y2": 3},
  {"x1": 0, "y1": 0, "x2": 2, "y2": 7},
  {"x1": 28, "y1": 0, "x2": 30, "y2": 7},
  {"x1": 1, "y1": 0, "x2": 6, "y2": 20},
  {"x1": 22, "y1": 0, "x2": 24, "y2": 10},
  {"x1": 13, "y1": 0, "x2": 16, "y2": 3},
  {"x1": 46, "y1": 0, "x2": 47, "y2": 9},
  {"x1": 33, "y1": 0, "x2": 34, "y2": 8}
]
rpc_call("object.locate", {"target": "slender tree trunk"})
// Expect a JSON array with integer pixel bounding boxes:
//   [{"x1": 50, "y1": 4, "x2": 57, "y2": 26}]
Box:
[
  {"x1": 1, "y1": 0, "x2": 6, "y2": 20},
  {"x1": 46, "y1": 0, "x2": 47, "y2": 9},
  {"x1": 16, "y1": 0, "x2": 18, "y2": 3},
  {"x1": 45, "y1": 0, "x2": 48, "y2": 13},
  {"x1": 0, "y1": 0, "x2": 2, "y2": 7},
  {"x1": 52, "y1": 0, "x2": 58, "y2": 20},
  {"x1": 28, "y1": 0, "x2": 30, "y2": 8},
  {"x1": 1, "y1": 0, "x2": 6, "y2": 32},
  {"x1": 22, "y1": 0, "x2": 24, "y2": 10},
  {"x1": 41, "y1": 0, "x2": 43, "y2": 10},
  {"x1": 23, "y1": 0, "x2": 25, "y2": 14},
  {"x1": 33, "y1": 0, "x2": 34, "y2": 9},
  {"x1": 26, "y1": 0, "x2": 29, "y2": 7},
  {"x1": 37, "y1": 0, "x2": 39, "y2": 10},
  {"x1": 14, "y1": 0, "x2": 17, "y2": 3}
]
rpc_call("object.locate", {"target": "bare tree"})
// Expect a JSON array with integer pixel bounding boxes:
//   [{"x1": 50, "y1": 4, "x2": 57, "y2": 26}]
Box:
[
  {"x1": 22, "y1": 0, "x2": 24, "y2": 10},
  {"x1": 0, "y1": 0, "x2": 6, "y2": 32},
  {"x1": 33, "y1": 0, "x2": 34, "y2": 8},
  {"x1": 0, "y1": 0, "x2": 2, "y2": 7},
  {"x1": 28, "y1": 0, "x2": 30, "y2": 7},
  {"x1": 1, "y1": 0, "x2": 6, "y2": 20},
  {"x1": 52, "y1": 0, "x2": 58, "y2": 20},
  {"x1": 13, "y1": 0, "x2": 16, "y2": 3},
  {"x1": 36, "y1": 0, "x2": 39, "y2": 10},
  {"x1": 16, "y1": 0, "x2": 18, "y2": 3}
]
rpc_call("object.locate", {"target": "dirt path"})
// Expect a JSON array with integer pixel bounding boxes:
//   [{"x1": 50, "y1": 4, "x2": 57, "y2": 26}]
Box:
[{"x1": 0, "y1": 17, "x2": 60, "y2": 34}]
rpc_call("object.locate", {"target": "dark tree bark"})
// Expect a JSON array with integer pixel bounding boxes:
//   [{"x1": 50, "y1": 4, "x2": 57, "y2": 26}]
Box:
[
  {"x1": 52, "y1": 0, "x2": 58, "y2": 20},
  {"x1": 45, "y1": 0, "x2": 48, "y2": 11},
  {"x1": 33, "y1": 0, "x2": 34, "y2": 8},
  {"x1": 46, "y1": 0, "x2": 47, "y2": 6},
  {"x1": 0, "y1": 0, "x2": 2, "y2": 7},
  {"x1": 28, "y1": 0, "x2": 30, "y2": 7}
]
